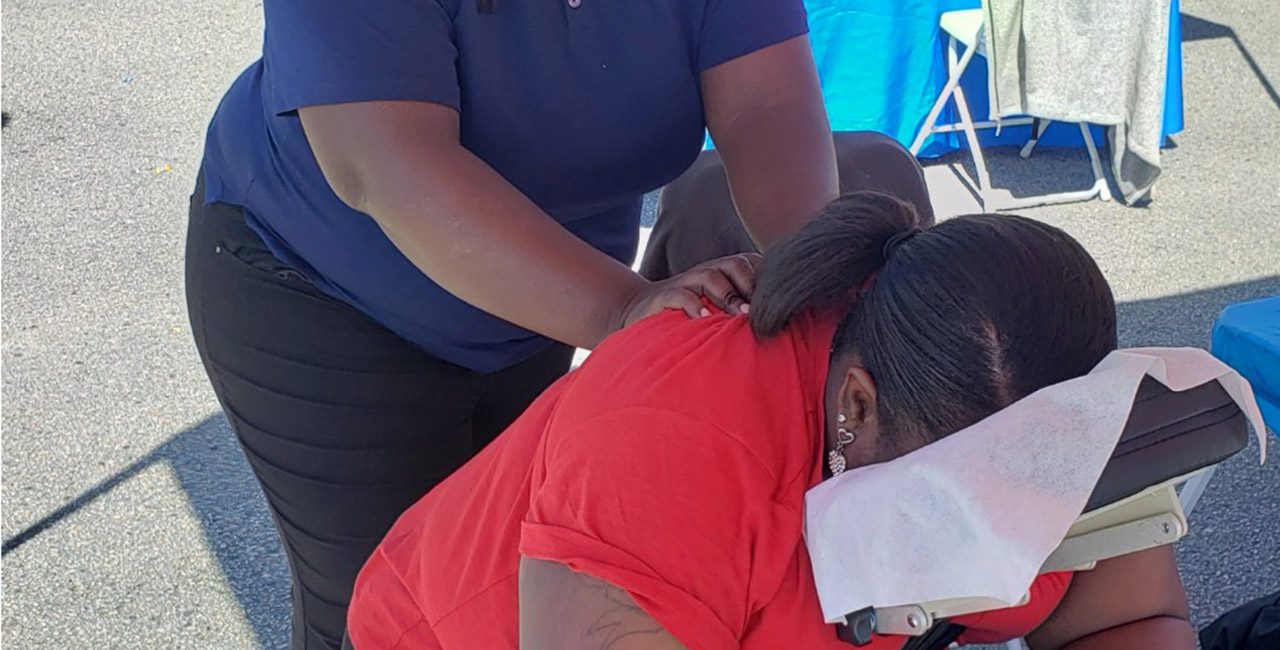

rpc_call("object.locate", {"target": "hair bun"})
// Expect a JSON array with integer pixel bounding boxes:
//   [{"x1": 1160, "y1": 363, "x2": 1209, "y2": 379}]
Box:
[{"x1": 881, "y1": 228, "x2": 922, "y2": 260}]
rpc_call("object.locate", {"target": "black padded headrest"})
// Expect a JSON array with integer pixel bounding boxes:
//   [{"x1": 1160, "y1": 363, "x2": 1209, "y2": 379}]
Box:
[{"x1": 1084, "y1": 376, "x2": 1250, "y2": 513}]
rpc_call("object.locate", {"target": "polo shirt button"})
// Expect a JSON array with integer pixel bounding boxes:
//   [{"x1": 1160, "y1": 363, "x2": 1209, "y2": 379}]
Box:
[{"x1": 568, "y1": 0, "x2": 581, "y2": 7}]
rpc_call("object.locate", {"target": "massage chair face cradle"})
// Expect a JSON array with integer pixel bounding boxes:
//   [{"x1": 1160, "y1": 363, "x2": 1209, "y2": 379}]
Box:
[{"x1": 835, "y1": 377, "x2": 1253, "y2": 647}]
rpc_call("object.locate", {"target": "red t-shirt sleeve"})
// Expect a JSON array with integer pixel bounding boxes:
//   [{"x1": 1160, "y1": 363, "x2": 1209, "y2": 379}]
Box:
[
  {"x1": 520, "y1": 408, "x2": 783, "y2": 650},
  {"x1": 952, "y1": 571, "x2": 1074, "y2": 644}
]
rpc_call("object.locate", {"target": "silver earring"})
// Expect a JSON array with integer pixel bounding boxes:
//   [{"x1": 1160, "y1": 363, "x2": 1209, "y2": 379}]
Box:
[
  {"x1": 827, "y1": 426, "x2": 857, "y2": 476},
  {"x1": 836, "y1": 413, "x2": 848, "y2": 424}
]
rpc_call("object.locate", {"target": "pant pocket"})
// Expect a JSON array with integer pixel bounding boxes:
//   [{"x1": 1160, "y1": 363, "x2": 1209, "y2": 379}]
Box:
[{"x1": 210, "y1": 212, "x2": 316, "y2": 287}]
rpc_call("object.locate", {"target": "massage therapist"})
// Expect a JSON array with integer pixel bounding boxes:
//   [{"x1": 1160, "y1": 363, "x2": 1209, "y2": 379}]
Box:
[{"x1": 183, "y1": 1, "x2": 837, "y2": 647}]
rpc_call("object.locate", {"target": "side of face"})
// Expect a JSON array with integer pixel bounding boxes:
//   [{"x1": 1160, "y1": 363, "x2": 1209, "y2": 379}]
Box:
[{"x1": 823, "y1": 354, "x2": 886, "y2": 472}]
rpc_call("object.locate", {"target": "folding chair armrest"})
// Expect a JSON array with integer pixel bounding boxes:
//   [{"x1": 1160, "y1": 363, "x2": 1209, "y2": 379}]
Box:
[
  {"x1": 867, "y1": 594, "x2": 1032, "y2": 637},
  {"x1": 1042, "y1": 479, "x2": 1190, "y2": 573}
]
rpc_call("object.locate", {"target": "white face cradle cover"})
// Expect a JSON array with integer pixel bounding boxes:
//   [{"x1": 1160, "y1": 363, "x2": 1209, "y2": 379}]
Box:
[{"x1": 803, "y1": 348, "x2": 1267, "y2": 624}]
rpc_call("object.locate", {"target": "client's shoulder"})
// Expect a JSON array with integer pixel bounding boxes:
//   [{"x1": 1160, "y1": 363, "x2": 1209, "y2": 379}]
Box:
[
  {"x1": 577, "y1": 310, "x2": 804, "y2": 411},
  {"x1": 554, "y1": 310, "x2": 825, "y2": 486}
]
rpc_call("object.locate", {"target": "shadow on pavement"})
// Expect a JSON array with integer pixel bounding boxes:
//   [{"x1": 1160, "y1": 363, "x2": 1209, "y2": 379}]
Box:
[
  {"x1": 1182, "y1": 12, "x2": 1280, "y2": 111},
  {"x1": 2, "y1": 416, "x2": 289, "y2": 649},
  {"x1": 1117, "y1": 276, "x2": 1280, "y2": 348}
]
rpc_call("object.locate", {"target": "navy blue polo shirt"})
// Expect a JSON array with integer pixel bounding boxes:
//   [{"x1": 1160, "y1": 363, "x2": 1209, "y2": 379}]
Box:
[{"x1": 201, "y1": 0, "x2": 808, "y2": 373}]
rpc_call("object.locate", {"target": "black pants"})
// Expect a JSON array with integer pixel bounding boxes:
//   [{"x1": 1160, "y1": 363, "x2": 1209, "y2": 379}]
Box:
[{"x1": 185, "y1": 174, "x2": 573, "y2": 650}]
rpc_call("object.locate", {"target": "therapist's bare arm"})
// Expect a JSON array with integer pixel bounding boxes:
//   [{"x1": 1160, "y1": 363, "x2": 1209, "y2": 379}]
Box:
[
  {"x1": 520, "y1": 557, "x2": 689, "y2": 650},
  {"x1": 300, "y1": 101, "x2": 756, "y2": 350},
  {"x1": 703, "y1": 36, "x2": 839, "y2": 250},
  {"x1": 1026, "y1": 546, "x2": 1195, "y2": 650}
]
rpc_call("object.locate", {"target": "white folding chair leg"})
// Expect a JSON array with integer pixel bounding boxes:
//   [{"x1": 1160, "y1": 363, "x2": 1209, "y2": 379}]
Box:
[
  {"x1": 931, "y1": 32, "x2": 998, "y2": 208},
  {"x1": 1019, "y1": 118, "x2": 1050, "y2": 159},
  {"x1": 909, "y1": 35, "x2": 979, "y2": 156},
  {"x1": 952, "y1": 69, "x2": 998, "y2": 208},
  {"x1": 1078, "y1": 123, "x2": 1113, "y2": 202},
  {"x1": 1178, "y1": 466, "x2": 1217, "y2": 515}
]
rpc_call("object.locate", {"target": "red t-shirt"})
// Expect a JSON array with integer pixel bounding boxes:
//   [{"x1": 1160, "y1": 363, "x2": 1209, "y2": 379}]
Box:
[{"x1": 347, "y1": 310, "x2": 1071, "y2": 649}]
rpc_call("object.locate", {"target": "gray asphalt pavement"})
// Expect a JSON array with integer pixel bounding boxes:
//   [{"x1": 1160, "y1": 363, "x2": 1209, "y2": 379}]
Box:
[{"x1": 3, "y1": 0, "x2": 1278, "y2": 647}]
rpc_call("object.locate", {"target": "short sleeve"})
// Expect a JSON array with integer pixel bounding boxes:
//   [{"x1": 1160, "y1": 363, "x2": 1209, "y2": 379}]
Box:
[
  {"x1": 953, "y1": 572, "x2": 1075, "y2": 645},
  {"x1": 262, "y1": 0, "x2": 460, "y2": 115},
  {"x1": 697, "y1": 0, "x2": 810, "y2": 71},
  {"x1": 520, "y1": 408, "x2": 782, "y2": 650}
]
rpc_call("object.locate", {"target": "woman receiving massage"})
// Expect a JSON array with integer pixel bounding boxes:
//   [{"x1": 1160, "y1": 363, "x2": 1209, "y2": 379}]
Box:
[{"x1": 343, "y1": 191, "x2": 1194, "y2": 650}]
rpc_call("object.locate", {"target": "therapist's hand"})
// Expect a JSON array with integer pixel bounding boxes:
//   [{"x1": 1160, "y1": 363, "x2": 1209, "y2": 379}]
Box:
[{"x1": 617, "y1": 252, "x2": 761, "y2": 328}]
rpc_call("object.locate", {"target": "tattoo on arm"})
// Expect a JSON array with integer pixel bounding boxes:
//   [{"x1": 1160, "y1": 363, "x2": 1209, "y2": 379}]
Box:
[{"x1": 576, "y1": 573, "x2": 670, "y2": 650}]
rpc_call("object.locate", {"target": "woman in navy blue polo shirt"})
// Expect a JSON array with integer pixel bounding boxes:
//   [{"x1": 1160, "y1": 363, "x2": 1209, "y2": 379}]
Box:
[{"x1": 185, "y1": 1, "x2": 837, "y2": 647}]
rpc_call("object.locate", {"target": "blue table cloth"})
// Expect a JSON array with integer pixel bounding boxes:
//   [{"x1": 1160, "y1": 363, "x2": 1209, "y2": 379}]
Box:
[
  {"x1": 804, "y1": 0, "x2": 1184, "y2": 157},
  {"x1": 1212, "y1": 296, "x2": 1280, "y2": 437}
]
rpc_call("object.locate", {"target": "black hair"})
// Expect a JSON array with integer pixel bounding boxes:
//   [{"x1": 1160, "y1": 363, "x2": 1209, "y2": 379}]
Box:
[{"x1": 750, "y1": 191, "x2": 1117, "y2": 451}]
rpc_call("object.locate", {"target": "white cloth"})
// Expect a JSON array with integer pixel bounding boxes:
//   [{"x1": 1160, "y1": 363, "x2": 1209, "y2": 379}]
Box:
[{"x1": 804, "y1": 347, "x2": 1266, "y2": 624}]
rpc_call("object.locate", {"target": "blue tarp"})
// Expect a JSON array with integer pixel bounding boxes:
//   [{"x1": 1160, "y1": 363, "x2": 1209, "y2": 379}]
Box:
[
  {"x1": 802, "y1": 0, "x2": 1184, "y2": 156},
  {"x1": 1213, "y1": 296, "x2": 1280, "y2": 437}
]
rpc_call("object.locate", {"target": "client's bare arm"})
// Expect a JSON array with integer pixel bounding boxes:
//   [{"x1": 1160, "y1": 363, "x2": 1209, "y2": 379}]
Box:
[
  {"x1": 520, "y1": 557, "x2": 689, "y2": 650},
  {"x1": 1026, "y1": 546, "x2": 1195, "y2": 649}
]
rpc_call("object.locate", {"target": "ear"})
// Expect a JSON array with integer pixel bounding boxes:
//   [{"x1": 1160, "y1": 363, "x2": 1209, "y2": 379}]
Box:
[{"x1": 837, "y1": 366, "x2": 879, "y2": 429}]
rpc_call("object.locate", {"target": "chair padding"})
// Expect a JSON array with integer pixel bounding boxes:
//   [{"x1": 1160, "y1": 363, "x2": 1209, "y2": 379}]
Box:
[{"x1": 1085, "y1": 377, "x2": 1249, "y2": 512}]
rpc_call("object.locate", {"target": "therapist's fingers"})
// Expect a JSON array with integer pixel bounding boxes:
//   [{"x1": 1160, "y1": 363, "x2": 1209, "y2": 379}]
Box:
[
  {"x1": 663, "y1": 286, "x2": 712, "y2": 320},
  {"x1": 620, "y1": 284, "x2": 707, "y2": 328},
  {"x1": 711, "y1": 253, "x2": 761, "y2": 303},
  {"x1": 688, "y1": 267, "x2": 748, "y2": 315},
  {"x1": 680, "y1": 253, "x2": 760, "y2": 314},
  {"x1": 617, "y1": 253, "x2": 761, "y2": 331}
]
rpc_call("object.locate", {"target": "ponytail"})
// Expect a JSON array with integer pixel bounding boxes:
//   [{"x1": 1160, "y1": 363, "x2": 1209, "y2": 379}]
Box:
[
  {"x1": 749, "y1": 192, "x2": 921, "y2": 337},
  {"x1": 751, "y1": 193, "x2": 1116, "y2": 455}
]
